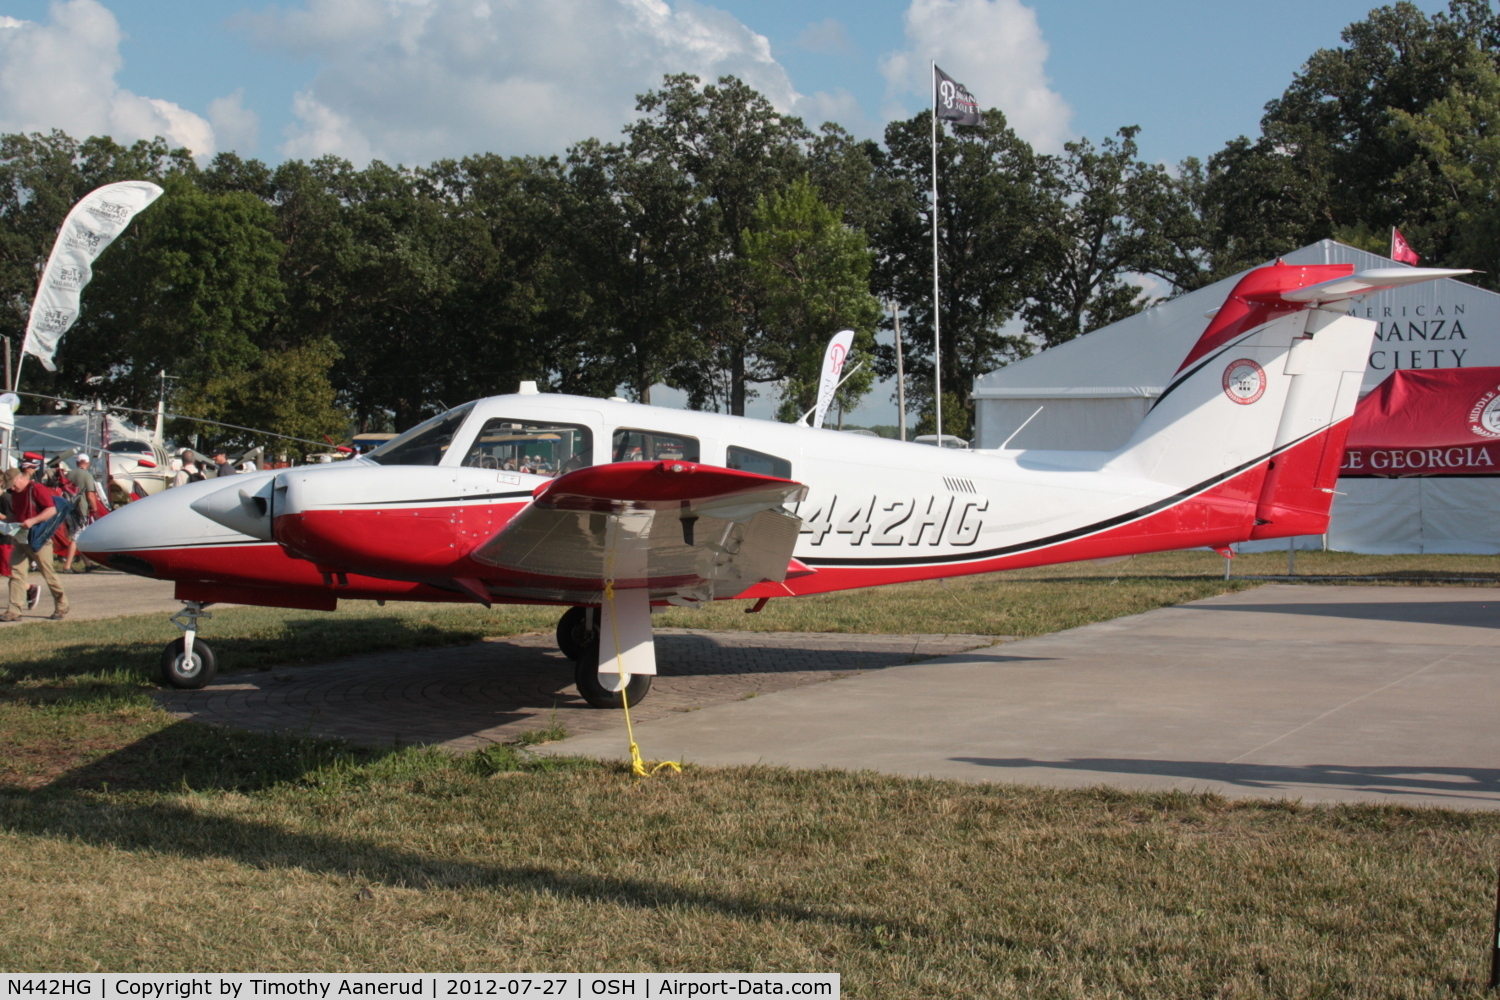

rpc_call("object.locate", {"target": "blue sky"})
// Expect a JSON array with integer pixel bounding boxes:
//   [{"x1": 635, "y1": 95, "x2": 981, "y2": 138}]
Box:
[
  {"x1": 0, "y1": 0, "x2": 1453, "y2": 168},
  {"x1": 0, "y1": 0, "x2": 1453, "y2": 422}
]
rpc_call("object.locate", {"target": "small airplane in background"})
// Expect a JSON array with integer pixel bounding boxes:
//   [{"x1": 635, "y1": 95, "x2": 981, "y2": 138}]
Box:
[{"x1": 79, "y1": 262, "x2": 1468, "y2": 708}]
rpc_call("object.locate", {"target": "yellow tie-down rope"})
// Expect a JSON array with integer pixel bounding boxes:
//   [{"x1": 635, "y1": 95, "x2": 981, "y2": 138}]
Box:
[{"x1": 602, "y1": 547, "x2": 680, "y2": 778}]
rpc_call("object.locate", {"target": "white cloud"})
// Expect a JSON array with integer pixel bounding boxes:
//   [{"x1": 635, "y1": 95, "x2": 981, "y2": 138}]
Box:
[
  {"x1": 881, "y1": 0, "x2": 1072, "y2": 153},
  {"x1": 280, "y1": 91, "x2": 377, "y2": 164},
  {"x1": 208, "y1": 89, "x2": 261, "y2": 154},
  {"x1": 0, "y1": 0, "x2": 217, "y2": 158},
  {"x1": 240, "y1": 0, "x2": 805, "y2": 166}
]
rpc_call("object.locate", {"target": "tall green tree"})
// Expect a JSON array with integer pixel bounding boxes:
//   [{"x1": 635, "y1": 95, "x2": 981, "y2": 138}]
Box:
[
  {"x1": 427, "y1": 154, "x2": 593, "y2": 410},
  {"x1": 78, "y1": 177, "x2": 348, "y2": 444},
  {"x1": 807, "y1": 123, "x2": 891, "y2": 235},
  {"x1": 625, "y1": 74, "x2": 811, "y2": 414},
  {"x1": 1263, "y1": 1, "x2": 1500, "y2": 237},
  {"x1": 564, "y1": 138, "x2": 712, "y2": 403},
  {"x1": 1390, "y1": 44, "x2": 1500, "y2": 284},
  {"x1": 1023, "y1": 127, "x2": 1192, "y2": 347},
  {"x1": 1169, "y1": 139, "x2": 1333, "y2": 287},
  {"x1": 871, "y1": 109, "x2": 1054, "y2": 437},
  {"x1": 1190, "y1": 0, "x2": 1500, "y2": 279},
  {"x1": 742, "y1": 177, "x2": 881, "y2": 421}
]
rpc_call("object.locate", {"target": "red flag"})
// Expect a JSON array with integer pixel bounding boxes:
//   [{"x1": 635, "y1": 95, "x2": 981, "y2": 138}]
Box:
[{"x1": 1391, "y1": 227, "x2": 1420, "y2": 265}]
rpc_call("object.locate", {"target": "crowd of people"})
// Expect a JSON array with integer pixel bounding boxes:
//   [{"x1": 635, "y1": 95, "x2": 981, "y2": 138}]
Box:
[
  {"x1": 0, "y1": 441, "x2": 349, "y2": 622},
  {"x1": 1, "y1": 450, "x2": 104, "y2": 621}
]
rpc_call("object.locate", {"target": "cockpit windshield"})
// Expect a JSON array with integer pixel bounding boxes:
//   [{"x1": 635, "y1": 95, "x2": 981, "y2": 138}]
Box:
[{"x1": 364, "y1": 403, "x2": 475, "y2": 466}]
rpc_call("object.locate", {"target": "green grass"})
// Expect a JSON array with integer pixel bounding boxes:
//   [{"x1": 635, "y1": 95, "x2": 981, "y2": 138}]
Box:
[
  {"x1": 1, "y1": 747, "x2": 1498, "y2": 995},
  {"x1": 658, "y1": 549, "x2": 1500, "y2": 634},
  {"x1": 2, "y1": 551, "x2": 1499, "y2": 990}
]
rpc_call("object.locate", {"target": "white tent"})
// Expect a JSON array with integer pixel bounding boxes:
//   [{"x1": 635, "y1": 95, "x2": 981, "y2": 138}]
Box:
[
  {"x1": 13, "y1": 413, "x2": 156, "y2": 457},
  {"x1": 1328, "y1": 478, "x2": 1500, "y2": 554},
  {"x1": 971, "y1": 240, "x2": 1500, "y2": 553}
]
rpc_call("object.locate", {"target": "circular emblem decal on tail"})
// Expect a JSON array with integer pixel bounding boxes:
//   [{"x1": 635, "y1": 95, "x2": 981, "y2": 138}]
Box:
[
  {"x1": 1467, "y1": 385, "x2": 1500, "y2": 439},
  {"x1": 1222, "y1": 359, "x2": 1266, "y2": 405}
]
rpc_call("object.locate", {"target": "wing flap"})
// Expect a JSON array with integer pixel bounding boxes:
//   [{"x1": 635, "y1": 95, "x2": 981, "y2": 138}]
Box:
[{"x1": 471, "y1": 461, "x2": 806, "y2": 603}]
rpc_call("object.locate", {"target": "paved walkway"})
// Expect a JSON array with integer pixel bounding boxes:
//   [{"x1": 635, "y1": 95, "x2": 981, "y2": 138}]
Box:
[
  {"x1": 0, "y1": 566, "x2": 183, "y2": 624},
  {"x1": 155, "y1": 630, "x2": 1000, "y2": 751},
  {"x1": 548, "y1": 585, "x2": 1500, "y2": 811}
]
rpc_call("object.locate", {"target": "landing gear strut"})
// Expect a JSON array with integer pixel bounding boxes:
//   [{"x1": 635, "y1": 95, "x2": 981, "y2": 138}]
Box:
[
  {"x1": 162, "y1": 601, "x2": 217, "y2": 689},
  {"x1": 557, "y1": 604, "x2": 654, "y2": 709}
]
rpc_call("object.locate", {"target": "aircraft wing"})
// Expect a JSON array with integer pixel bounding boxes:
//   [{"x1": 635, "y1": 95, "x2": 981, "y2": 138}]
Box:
[{"x1": 470, "y1": 460, "x2": 808, "y2": 605}]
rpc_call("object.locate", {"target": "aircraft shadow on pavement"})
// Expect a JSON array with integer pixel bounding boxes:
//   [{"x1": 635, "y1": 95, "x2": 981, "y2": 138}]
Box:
[
  {"x1": 156, "y1": 632, "x2": 972, "y2": 748},
  {"x1": 1178, "y1": 599, "x2": 1500, "y2": 629},
  {"x1": 949, "y1": 756, "x2": 1500, "y2": 804}
]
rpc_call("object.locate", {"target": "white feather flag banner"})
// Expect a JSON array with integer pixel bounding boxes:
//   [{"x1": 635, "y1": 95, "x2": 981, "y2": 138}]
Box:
[
  {"x1": 812, "y1": 329, "x2": 855, "y2": 430},
  {"x1": 21, "y1": 180, "x2": 164, "y2": 372}
]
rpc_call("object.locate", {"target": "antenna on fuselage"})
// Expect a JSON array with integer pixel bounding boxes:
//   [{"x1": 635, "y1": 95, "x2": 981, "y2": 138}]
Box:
[{"x1": 999, "y1": 405, "x2": 1044, "y2": 450}]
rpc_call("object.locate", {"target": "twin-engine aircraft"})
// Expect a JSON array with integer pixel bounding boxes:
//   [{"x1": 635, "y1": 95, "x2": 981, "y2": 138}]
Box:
[{"x1": 80, "y1": 262, "x2": 1466, "y2": 706}]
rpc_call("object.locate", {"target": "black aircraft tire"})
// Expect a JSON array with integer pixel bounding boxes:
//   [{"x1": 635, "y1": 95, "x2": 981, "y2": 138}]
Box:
[
  {"x1": 161, "y1": 637, "x2": 217, "y2": 689},
  {"x1": 556, "y1": 606, "x2": 598, "y2": 661},
  {"x1": 573, "y1": 647, "x2": 652, "y2": 710}
]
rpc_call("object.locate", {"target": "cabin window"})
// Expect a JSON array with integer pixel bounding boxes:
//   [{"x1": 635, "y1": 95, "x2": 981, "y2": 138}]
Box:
[
  {"x1": 726, "y1": 445, "x2": 792, "y2": 479},
  {"x1": 461, "y1": 418, "x2": 593, "y2": 477},
  {"x1": 612, "y1": 428, "x2": 700, "y2": 463},
  {"x1": 365, "y1": 403, "x2": 475, "y2": 466}
]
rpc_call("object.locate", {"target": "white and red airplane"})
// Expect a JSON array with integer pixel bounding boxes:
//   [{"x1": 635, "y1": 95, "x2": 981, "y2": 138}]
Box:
[{"x1": 78, "y1": 262, "x2": 1467, "y2": 706}]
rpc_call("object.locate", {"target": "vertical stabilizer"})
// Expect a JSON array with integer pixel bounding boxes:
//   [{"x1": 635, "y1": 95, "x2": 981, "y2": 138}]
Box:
[{"x1": 1105, "y1": 261, "x2": 1472, "y2": 536}]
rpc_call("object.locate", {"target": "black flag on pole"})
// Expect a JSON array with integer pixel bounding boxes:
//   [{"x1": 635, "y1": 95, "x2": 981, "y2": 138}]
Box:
[{"x1": 934, "y1": 65, "x2": 982, "y2": 125}]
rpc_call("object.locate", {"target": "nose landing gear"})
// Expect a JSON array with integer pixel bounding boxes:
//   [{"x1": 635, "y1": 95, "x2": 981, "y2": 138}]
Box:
[{"x1": 161, "y1": 601, "x2": 217, "y2": 689}]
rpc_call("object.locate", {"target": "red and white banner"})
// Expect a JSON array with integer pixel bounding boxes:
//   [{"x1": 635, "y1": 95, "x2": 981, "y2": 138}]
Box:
[
  {"x1": 22, "y1": 180, "x2": 163, "y2": 371},
  {"x1": 812, "y1": 328, "x2": 854, "y2": 430},
  {"x1": 1341, "y1": 367, "x2": 1500, "y2": 475}
]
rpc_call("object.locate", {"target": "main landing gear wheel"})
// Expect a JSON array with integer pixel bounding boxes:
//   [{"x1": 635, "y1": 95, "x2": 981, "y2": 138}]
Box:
[
  {"x1": 556, "y1": 606, "x2": 598, "y2": 661},
  {"x1": 161, "y1": 637, "x2": 217, "y2": 689},
  {"x1": 573, "y1": 645, "x2": 652, "y2": 710}
]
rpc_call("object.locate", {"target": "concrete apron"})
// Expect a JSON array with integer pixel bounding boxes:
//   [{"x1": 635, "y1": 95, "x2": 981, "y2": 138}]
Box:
[{"x1": 546, "y1": 585, "x2": 1500, "y2": 811}]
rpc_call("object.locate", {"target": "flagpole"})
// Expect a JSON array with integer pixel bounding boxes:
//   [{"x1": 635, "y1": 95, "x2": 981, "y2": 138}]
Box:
[
  {"x1": 931, "y1": 60, "x2": 942, "y2": 443},
  {"x1": 892, "y1": 300, "x2": 907, "y2": 442}
]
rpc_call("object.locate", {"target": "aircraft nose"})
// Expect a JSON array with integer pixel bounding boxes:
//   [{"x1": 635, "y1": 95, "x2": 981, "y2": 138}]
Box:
[
  {"x1": 77, "y1": 493, "x2": 156, "y2": 553},
  {"x1": 78, "y1": 471, "x2": 281, "y2": 575},
  {"x1": 76, "y1": 493, "x2": 171, "y2": 576}
]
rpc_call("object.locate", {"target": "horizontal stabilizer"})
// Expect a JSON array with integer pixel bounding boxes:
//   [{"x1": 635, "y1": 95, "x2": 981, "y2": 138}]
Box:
[{"x1": 1276, "y1": 267, "x2": 1473, "y2": 304}]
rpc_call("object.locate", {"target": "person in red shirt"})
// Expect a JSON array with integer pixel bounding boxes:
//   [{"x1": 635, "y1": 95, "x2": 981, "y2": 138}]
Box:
[{"x1": 3, "y1": 459, "x2": 68, "y2": 621}]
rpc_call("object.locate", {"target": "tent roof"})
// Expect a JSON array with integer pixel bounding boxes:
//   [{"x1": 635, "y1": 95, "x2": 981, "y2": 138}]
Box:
[{"x1": 972, "y1": 240, "x2": 1474, "y2": 399}]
